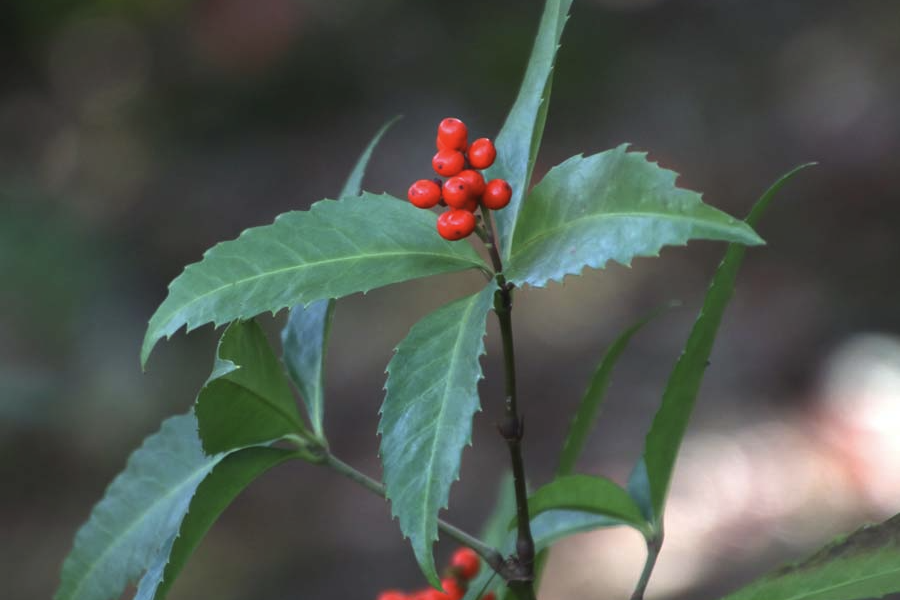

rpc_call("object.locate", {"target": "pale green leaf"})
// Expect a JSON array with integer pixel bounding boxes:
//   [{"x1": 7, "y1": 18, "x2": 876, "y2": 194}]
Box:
[
  {"x1": 520, "y1": 475, "x2": 649, "y2": 535},
  {"x1": 488, "y1": 0, "x2": 573, "y2": 261},
  {"x1": 279, "y1": 117, "x2": 398, "y2": 439},
  {"x1": 634, "y1": 163, "x2": 815, "y2": 523},
  {"x1": 722, "y1": 513, "x2": 900, "y2": 600},
  {"x1": 379, "y1": 285, "x2": 495, "y2": 586},
  {"x1": 532, "y1": 509, "x2": 623, "y2": 551},
  {"x1": 137, "y1": 446, "x2": 298, "y2": 600},
  {"x1": 54, "y1": 414, "x2": 225, "y2": 600},
  {"x1": 505, "y1": 147, "x2": 765, "y2": 288},
  {"x1": 557, "y1": 306, "x2": 671, "y2": 476},
  {"x1": 142, "y1": 193, "x2": 489, "y2": 366},
  {"x1": 196, "y1": 319, "x2": 307, "y2": 454}
]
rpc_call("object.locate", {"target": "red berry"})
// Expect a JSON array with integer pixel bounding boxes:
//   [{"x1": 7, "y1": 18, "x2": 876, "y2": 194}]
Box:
[
  {"x1": 481, "y1": 594, "x2": 496, "y2": 600},
  {"x1": 437, "y1": 117, "x2": 468, "y2": 151},
  {"x1": 442, "y1": 176, "x2": 473, "y2": 209},
  {"x1": 416, "y1": 590, "x2": 444, "y2": 600},
  {"x1": 450, "y1": 547, "x2": 481, "y2": 580},
  {"x1": 440, "y1": 579, "x2": 466, "y2": 600},
  {"x1": 482, "y1": 179, "x2": 512, "y2": 210},
  {"x1": 432, "y1": 150, "x2": 465, "y2": 177},
  {"x1": 437, "y1": 209, "x2": 476, "y2": 241},
  {"x1": 457, "y1": 169, "x2": 485, "y2": 198},
  {"x1": 467, "y1": 138, "x2": 496, "y2": 169},
  {"x1": 377, "y1": 591, "x2": 408, "y2": 600},
  {"x1": 462, "y1": 195, "x2": 479, "y2": 212},
  {"x1": 407, "y1": 179, "x2": 442, "y2": 209}
]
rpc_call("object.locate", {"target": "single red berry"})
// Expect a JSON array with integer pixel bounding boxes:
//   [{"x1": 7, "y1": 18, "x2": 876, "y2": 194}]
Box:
[
  {"x1": 450, "y1": 547, "x2": 481, "y2": 580},
  {"x1": 457, "y1": 169, "x2": 486, "y2": 198},
  {"x1": 467, "y1": 138, "x2": 496, "y2": 169},
  {"x1": 442, "y1": 176, "x2": 473, "y2": 209},
  {"x1": 407, "y1": 179, "x2": 442, "y2": 209},
  {"x1": 432, "y1": 150, "x2": 466, "y2": 177},
  {"x1": 481, "y1": 593, "x2": 496, "y2": 600},
  {"x1": 440, "y1": 579, "x2": 466, "y2": 600},
  {"x1": 377, "y1": 591, "x2": 408, "y2": 600},
  {"x1": 437, "y1": 117, "x2": 468, "y2": 151},
  {"x1": 437, "y1": 209, "x2": 476, "y2": 241},
  {"x1": 482, "y1": 179, "x2": 512, "y2": 210}
]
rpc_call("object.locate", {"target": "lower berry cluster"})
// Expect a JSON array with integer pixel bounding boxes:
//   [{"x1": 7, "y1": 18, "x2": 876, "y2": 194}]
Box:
[
  {"x1": 376, "y1": 548, "x2": 495, "y2": 600},
  {"x1": 407, "y1": 117, "x2": 512, "y2": 241}
]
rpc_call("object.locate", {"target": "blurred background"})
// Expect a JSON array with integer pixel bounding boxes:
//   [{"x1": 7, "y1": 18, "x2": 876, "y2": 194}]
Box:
[{"x1": 2, "y1": 0, "x2": 899, "y2": 598}]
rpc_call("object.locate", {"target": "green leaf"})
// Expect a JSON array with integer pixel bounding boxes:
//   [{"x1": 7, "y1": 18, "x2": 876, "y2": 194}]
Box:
[
  {"x1": 379, "y1": 285, "x2": 496, "y2": 586},
  {"x1": 196, "y1": 319, "x2": 308, "y2": 454},
  {"x1": 54, "y1": 414, "x2": 225, "y2": 600},
  {"x1": 280, "y1": 117, "x2": 399, "y2": 440},
  {"x1": 505, "y1": 147, "x2": 765, "y2": 288},
  {"x1": 281, "y1": 300, "x2": 334, "y2": 441},
  {"x1": 557, "y1": 306, "x2": 671, "y2": 476},
  {"x1": 633, "y1": 163, "x2": 815, "y2": 524},
  {"x1": 488, "y1": 0, "x2": 573, "y2": 261},
  {"x1": 531, "y1": 509, "x2": 623, "y2": 552},
  {"x1": 142, "y1": 193, "x2": 490, "y2": 367},
  {"x1": 341, "y1": 115, "x2": 401, "y2": 198},
  {"x1": 519, "y1": 475, "x2": 649, "y2": 535},
  {"x1": 721, "y1": 513, "x2": 900, "y2": 600},
  {"x1": 136, "y1": 446, "x2": 298, "y2": 600},
  {"x1": 461, "y1": 473, "x2": 517, "y2": 600}
]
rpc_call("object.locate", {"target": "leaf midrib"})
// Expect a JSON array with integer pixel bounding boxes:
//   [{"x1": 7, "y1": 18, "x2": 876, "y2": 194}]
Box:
[
  {"x1": 217, "y1": 377, "x2": 304, "y2": 436},
  {"x1": 64, "y1": 459, "x2": 219, "y2": 600},
  {"x1": 157, "y1": 250, "x2": 485, "y2": 328},
  {"x1": 511, "y1": 210, "x2": 748, "y2": 261}
]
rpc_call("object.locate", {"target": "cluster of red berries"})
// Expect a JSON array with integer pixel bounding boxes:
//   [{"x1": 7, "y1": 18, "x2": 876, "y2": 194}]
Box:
[
  {"x1": 376, "y1": 548, "x2": 494, "y2": 600},
  {"x1": 407, "y1": 118, "x2": 513, "y2": 241}
]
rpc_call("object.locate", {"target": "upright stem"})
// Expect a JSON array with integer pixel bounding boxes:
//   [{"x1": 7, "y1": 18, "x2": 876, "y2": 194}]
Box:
[
  {"x1": 484, "y1": 209, "x2": 538, "y2": 600},
  {"x1": 631, "y1": 534, "x2": 662, "y2": 600}
]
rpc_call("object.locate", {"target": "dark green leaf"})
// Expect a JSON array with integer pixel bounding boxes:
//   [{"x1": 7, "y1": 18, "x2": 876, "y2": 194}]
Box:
[
  {"x1": 532, "y1": 509, "x2": 623, "y2": 552},
  {"x1": 505, "y1": 147, "x2": 764, "y2": 288},
  {"x1": 196, "y1": 320, "x2": 307, "y2": 454},
  {"x1": 136, "y1": 446, "x2": 298, "y2": 600},
  {"x1": 341, "y1": 115, "x2": 401, "y2": 198},
  {"x1": 721, "y1": 513, "x2": 900, "y2": 600},
  {"x1": 280, "y1": 117, "x2": 399, "y2": 439},
  {"x1": 142, "y1": 193, "x2": 490, "y2": 367},
  {"x1": 54, "y1": 414, "x2": 224, "y2": 600},
  {"x1": 519, "y1": 475, "x2": 649, "y2": 535},
  {"x1": 488, "y1": 0, "x2": 573, "y2": 261},
  {"x1": 635, "y1": 163, "x2": 815, "y2": 523},
  {"x1": 557, "y1": 306, "x2": 671, "y2": 476},
  {"x1": 379, "y1": 285, "x2": 495, "y2": 586}
]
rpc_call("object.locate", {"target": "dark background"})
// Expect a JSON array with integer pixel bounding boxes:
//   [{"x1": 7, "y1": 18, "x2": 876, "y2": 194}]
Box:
[{"x1": 2, "y1": 0, "x2": 899, "y2": 599}]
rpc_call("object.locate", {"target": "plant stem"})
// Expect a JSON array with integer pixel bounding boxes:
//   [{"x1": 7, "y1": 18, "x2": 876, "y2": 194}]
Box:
[
  {"x1": 321, "y1": 451, "x2": 506, "y2": 573},
  {"x1": 631, "y1": 534, "x2": 662, "y2": 600},
  {"x1": 482, "y1": 209, "x2": 537, "y2": 600}
]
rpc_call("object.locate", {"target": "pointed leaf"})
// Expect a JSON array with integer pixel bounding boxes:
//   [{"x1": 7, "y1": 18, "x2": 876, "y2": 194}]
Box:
[
  {"x1": 54, "y1": 414, "x2": 225, "y2": 600},
  {"x1": 557, "y1": 306, "x2": 671, "y2": 476},
  {"x1": 136, "y1": 446, "x2": 298, "y2": 600},
  {"x1": 196, "y1": 319, "x2": 307, "y2": 454},
  {"x1": 634, "y1": 163, "x2": 815, "y2": 523},
  {"x1": 722, "y1": 513, "x2": 900, "y2": 600},
  {"x1": 519, "y1": 475, "x2": 649, "y2": 535},
  {"x1": 341, "y1": 115, "x2": 401, "y2": 199},
  {"x1": 505, "y1": 147, "x2": 765, "y2": 288},
  {"x1": 280, "y1": 118, "x2": 398, "y2": 439},
  {"x1": 379, "y1": 285, "x2": 495, "y2": 586},
  {"x1": 488, "y1": 0, "x2": 573, "y2": 261},
  {"x1": 142, "y1": 193, "x2": 489, "y2": 366}
]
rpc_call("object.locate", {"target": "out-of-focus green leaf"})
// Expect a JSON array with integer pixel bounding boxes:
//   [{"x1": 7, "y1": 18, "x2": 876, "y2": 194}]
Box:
[
  {"x1": 721, "y1": 513, "x2": 900, "y2": 600},
  {"x1": 487, "y1": 0, "x2": 573, "y2": 261},
  {"x1": 505, "y1": 147, "x2": 764, "y2": 288},
  {"x1": 461, "y1": 473, "x2": 517, "y2": 600},
  {"x1": 557, "y1": 306, "x2": 671, "y2": 476},
  {"x1": 633, "y1": 163, "x2": 815, "y2": 523},
  {"x1": 54, "y1": 414, "x2": 224, "y2": 600},
  {"x1": 136, "y1": 446, "x2": 299, "y2": 600},
  {"x1": 280, "y1": 117, "x2": 399, "y2": 440},
  {"x1": 518, "y1": 475, "x2": 649, "y2": 535},
  {"x1": 196, "y1": 320, "x2": 307, "y2": 454},
  {"x1": 531, "y1": 509, "x2": 624, "y2": 552},
  {"x1": 379, "y1": 285, "x2": 495, "y2": 586},
  {"x1": 142, "y1": 193, "x2": 490, "y2": 367}
]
